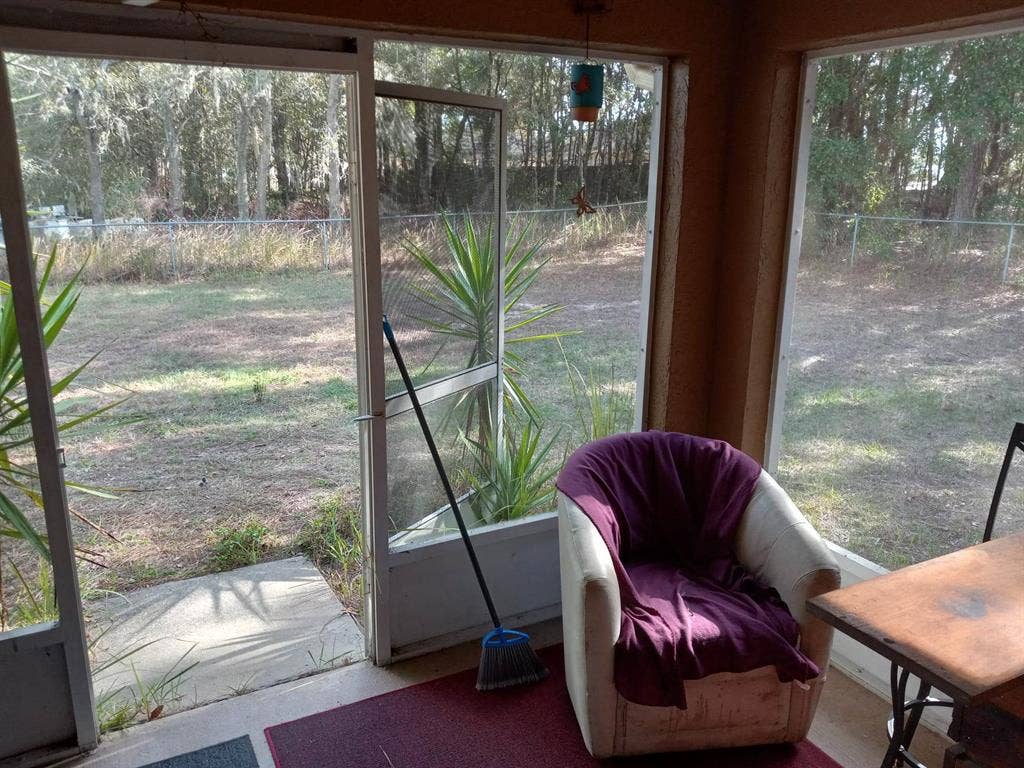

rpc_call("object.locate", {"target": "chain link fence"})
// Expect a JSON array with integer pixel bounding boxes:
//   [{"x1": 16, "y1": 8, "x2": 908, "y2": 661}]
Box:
[
  {"x1": 803, "y1": 211, "x2": 1022, "y2": 283},
  {"x1": 6, "y1": 201, "x2": 647, "y2": 283}
]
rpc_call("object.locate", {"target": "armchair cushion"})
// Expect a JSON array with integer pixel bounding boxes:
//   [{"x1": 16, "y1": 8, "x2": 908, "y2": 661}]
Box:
[{"x1": 556, "y1": 432, "x2": 821, "y2": 708}]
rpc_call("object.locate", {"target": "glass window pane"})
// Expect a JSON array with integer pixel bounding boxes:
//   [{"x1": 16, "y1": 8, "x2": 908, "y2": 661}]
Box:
[
  {"x1": 387, "y1": 380, "x2": 496, "y2": 546},
  {"x1": 778, "y1": 41, "x2": 1024, "y2": 569},
  {"x1": 377, "y1": 97, "x2": 499, "y2": 396}
]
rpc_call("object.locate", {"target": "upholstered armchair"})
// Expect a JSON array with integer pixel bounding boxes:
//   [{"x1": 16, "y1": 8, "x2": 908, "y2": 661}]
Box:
[{"x1": 558, "y1": 469, "x2": 840, "y2": 758}]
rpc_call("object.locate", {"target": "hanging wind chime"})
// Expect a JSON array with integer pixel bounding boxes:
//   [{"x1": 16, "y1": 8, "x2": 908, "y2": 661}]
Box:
[{"x1": 569, "y1": 1, "x2": 608, "y2": 216}]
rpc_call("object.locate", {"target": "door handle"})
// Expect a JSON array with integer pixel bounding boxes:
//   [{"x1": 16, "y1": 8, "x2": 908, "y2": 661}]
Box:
[{"x1": 352, "y1": 412, "x2": 382, "y2": 423}]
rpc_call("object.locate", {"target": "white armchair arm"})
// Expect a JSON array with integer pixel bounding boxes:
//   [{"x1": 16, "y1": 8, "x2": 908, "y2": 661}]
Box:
[
  {"x1": 734, "y1": 470, "x2": 841, "y2": 671},
  {"x1": 558, "y1": 491, "x2": 620, "y2": 757}
]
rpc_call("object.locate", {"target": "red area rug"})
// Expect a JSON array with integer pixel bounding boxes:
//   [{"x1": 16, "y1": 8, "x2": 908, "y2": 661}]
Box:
[{"x1": 265, "y1": 646, "x2": 841, "y2": 768}]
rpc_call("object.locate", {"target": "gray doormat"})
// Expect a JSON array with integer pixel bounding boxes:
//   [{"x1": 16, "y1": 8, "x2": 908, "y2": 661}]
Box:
[{"x1": 138, "y1": 736, "x2": 258, "y2": 768}]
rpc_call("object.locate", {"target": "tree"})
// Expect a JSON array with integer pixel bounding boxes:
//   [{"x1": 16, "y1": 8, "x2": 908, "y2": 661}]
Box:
[
  {"x1": 325, "y1": 73, "x2": 343, "y2": 219},
  {"x1": 808, "y1": 33, "x2": 1024, "y2": 222},
  {"x1": 141, "y1": 63, "x2": 197, "y2": 219},
  {"x1": 7, "y1": 48, "x2": 658, "y2": 222},
  {"x1": 254, "y1": 71, "x2": 273, "y2": 220}
]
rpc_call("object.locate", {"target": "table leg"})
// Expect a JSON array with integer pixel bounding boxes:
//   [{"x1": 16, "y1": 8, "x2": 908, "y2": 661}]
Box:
[
  {"x1": 882, "y1": 663, "x2": 912, "y2": 768},
  {"x1": 881, "y1": 662, "x2": 954, "y2": 768},
  {"x1": 901, "y1": 678, "x2": 932, "y2": 754}
]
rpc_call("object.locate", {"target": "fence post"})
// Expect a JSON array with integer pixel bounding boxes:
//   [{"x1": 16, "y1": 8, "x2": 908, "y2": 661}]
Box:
[
  {"x1": 1003, "y1": 224, "x2": 1015, "y2": 284},
  {"x1": 168, "y1": 222, "x2": 177, "y2": 279},
  {"x1": 320, "y1": 220, "x2": 330, "y2": 270},
  {"x1": 561, "y1": 209, "x2": 568, "y2": 229},
  {"x1": 850, "y1": 213, "x2": 861, "y2": 266}
]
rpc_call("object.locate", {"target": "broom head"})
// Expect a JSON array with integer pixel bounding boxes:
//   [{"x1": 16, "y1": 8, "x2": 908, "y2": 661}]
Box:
[{"x1": 476, "y1": 627, "x2": 549, "y2": 691}]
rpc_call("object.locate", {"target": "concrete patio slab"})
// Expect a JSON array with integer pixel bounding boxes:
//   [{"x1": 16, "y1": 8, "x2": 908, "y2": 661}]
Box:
[{"x1": 89, "y1": 556, "x2": 363, "y2": 717}]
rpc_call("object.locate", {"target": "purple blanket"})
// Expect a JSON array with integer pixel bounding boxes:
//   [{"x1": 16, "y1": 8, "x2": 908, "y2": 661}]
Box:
[{"x1": 556, "y1": 431, "x2": 819, "y2": 708}]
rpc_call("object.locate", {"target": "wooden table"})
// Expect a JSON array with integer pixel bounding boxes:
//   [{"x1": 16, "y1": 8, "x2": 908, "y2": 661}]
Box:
[{"x1": 808, "y1": 533, "x2": 1024, "y2": 768}]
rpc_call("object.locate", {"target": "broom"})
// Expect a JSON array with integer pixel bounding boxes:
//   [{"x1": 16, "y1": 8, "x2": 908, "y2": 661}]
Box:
[{"x1": 383, "y1": 315, "x2": 549, "y2": 691}]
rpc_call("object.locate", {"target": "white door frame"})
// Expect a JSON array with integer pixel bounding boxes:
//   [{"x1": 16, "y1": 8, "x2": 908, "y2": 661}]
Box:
[
  {"x1": 0, "y1": 22, "x2": 374, "y2": 764},
  {"x1": 0, "y1": 57, "x2": 98, "y2": 766}
]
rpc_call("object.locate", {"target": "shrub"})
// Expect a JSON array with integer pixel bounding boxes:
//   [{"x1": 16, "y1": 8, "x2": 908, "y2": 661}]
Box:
[{"x1": 463, "y1": 421, "x2": 560, "y2": 525}]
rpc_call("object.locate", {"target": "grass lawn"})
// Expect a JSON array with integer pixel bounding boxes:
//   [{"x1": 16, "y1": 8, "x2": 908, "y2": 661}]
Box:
[
  {"x1": 778, "y1": 255, "x2": 1024, "y2": 568},
  {"x1": 42, "y1": 225, "x2": 646, "y2": 611},
  {"x1": 51, "y1": 272, "x2": 365, "y2": 603},
  {"x1": 23, "y1": 216, "x2": 1019, "y2": 621}
]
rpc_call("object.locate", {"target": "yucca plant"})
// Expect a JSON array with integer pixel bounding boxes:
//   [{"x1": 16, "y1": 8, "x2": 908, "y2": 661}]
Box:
[
  {"x1": 0, "y1": 245, "x2": 125, "y2": 629},
  {"x1": 462, "y1": 420, "x2": 560, "y2": 525},
  {"x1": 403, "y1": 214, "x2": 572, "y2": 442}
]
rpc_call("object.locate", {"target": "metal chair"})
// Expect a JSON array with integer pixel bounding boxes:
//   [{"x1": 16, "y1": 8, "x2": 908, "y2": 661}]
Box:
[
  {"x1": 883, "y1": 421, "x2": 1024, "y2": 768},
  {"x1": 983, "y1": 421, "x2": 1024, "y2": 543}
]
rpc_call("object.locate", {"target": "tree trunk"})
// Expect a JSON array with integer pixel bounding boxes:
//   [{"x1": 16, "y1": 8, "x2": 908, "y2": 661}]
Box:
[
  {"x1": 235, "y1": 107, "x2": 250, "y2": 221},
  {"x1": 255, "y1": 77, "x2": 273, "y2": 220},
  {"x1": 413, "y1": 101, "x2": 432, "y2": 206},
  {"x1": 921, "y1": 119, "x2": 936, "y2": 217},
  {"x1": 949, "y1": 137, "x2": 987, "y2": 224},
  {"x1": 69, "y1": 88, "x2": 106, "y2": 226},
  {"x1": 325, "y1": 73, "x2": 343, "y2": 219},
  {"x1": 162, "y1": 100, "x2": 184, "y2": 219},
  {"x1": 272, "y1": 108, "x2": 291, "y2": 208}
]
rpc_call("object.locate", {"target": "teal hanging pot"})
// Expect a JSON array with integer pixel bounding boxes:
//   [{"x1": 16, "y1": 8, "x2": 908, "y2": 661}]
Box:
[{"x1": 570, "y1": 62, "x2": 603, "y2": 122}]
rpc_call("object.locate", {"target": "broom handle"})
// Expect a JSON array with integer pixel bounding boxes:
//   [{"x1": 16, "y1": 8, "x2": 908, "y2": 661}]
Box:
[{"x1": 383, "y1": 316, "x2": 502, "y2": 630}]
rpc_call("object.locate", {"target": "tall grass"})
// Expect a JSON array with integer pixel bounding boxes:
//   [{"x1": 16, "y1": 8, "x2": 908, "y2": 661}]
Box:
[
  {"x1": 28, "y1": 223, "x2": 353, "y2": 283},
  {"x1": 297, "y1": 493, "x2": 364, "y2": 612},
  {"x1": 22, "y1": 205, "x2": 646, "y2": 285},
  {"x1": 560, "y1": 339, "x2": 636, "y2": 443}
]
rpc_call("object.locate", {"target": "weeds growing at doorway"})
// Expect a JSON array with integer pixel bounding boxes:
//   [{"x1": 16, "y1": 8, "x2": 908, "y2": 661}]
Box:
[
  {"x1": 92, "y1": 634, "x2": 199, "y2": 733},
  {"x1": 211, "y1": 518, "x2": 271, "y2": 570},
  {"x1": 297, "y1": 493, "x2": 364, "y2": 612}
]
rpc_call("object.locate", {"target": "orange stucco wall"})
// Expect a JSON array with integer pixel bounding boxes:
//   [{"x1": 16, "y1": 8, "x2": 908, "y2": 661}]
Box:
[{"x1": 194, "y1": 0, "x2": 1024, "y2": 458}]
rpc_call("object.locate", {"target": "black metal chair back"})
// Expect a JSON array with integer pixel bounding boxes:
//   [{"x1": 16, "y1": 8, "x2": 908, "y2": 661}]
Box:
[{"x1": 984, "y1": 421, "x2": 1024, "y2": 542}]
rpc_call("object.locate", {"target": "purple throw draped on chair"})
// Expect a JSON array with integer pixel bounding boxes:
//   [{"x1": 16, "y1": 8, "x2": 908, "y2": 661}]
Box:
[{"x1": 556, "y1": 431, "x2": 820, "y2": 708}]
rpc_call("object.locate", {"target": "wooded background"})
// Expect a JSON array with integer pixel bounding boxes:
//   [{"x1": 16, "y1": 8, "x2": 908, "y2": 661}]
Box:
[
  {"x1": 6, "y1": 43, "x2": 654, "y2": 225},
  {"x1": 11, "y1": 31, "x2": 1022, "y2": 229},
  {"x1": 811, "y1": 32, "x2": 1024, "y2": 222}
]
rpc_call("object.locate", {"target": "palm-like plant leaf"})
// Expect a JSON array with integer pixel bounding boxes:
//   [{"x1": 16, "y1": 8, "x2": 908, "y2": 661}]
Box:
[
  {"x1": 403, "y1": 214, "x2": 574, "y2": 433},
  {"x1": 462, "y1": 420, "x2": 560, "y2": 524},
  {"x1": 0, "y1": 246, "x2": 126, "y2": 562}
]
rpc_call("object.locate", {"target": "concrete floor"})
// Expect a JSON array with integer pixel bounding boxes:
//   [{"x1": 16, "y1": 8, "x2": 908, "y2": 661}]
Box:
[
  {"x1": 71, "y1": 618, "x2": 951, "y2": 768},
  {"x1": 89, "y1": 557, "x2": 364, "y2": 716}
]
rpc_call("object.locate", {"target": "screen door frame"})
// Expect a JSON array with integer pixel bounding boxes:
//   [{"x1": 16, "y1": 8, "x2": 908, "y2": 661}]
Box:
[{"x1": 362, "y1": 79, "x2": 512, "y2": 662}]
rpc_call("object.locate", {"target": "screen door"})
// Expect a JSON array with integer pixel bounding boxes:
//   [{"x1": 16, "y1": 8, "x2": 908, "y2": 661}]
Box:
[{"x1": 366, "y1": 81, "x2": 509, "y2": 659}]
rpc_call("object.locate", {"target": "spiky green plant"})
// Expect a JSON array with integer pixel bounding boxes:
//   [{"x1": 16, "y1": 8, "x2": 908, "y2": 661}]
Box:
[
  {"x1": 0, "y1": 245, "x2": 125, "y2": 629},
  {"x1": 462, "y1": 420, "x2": 560, "y2": 525},
  {"x1": 403, "y1": 214, "x2": 572, "y2": 439}
]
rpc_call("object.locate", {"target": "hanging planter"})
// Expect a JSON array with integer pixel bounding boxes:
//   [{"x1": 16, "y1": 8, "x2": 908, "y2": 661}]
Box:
[{"x1": 570, "y1": 62, "x2": 604, "y2": 123}]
